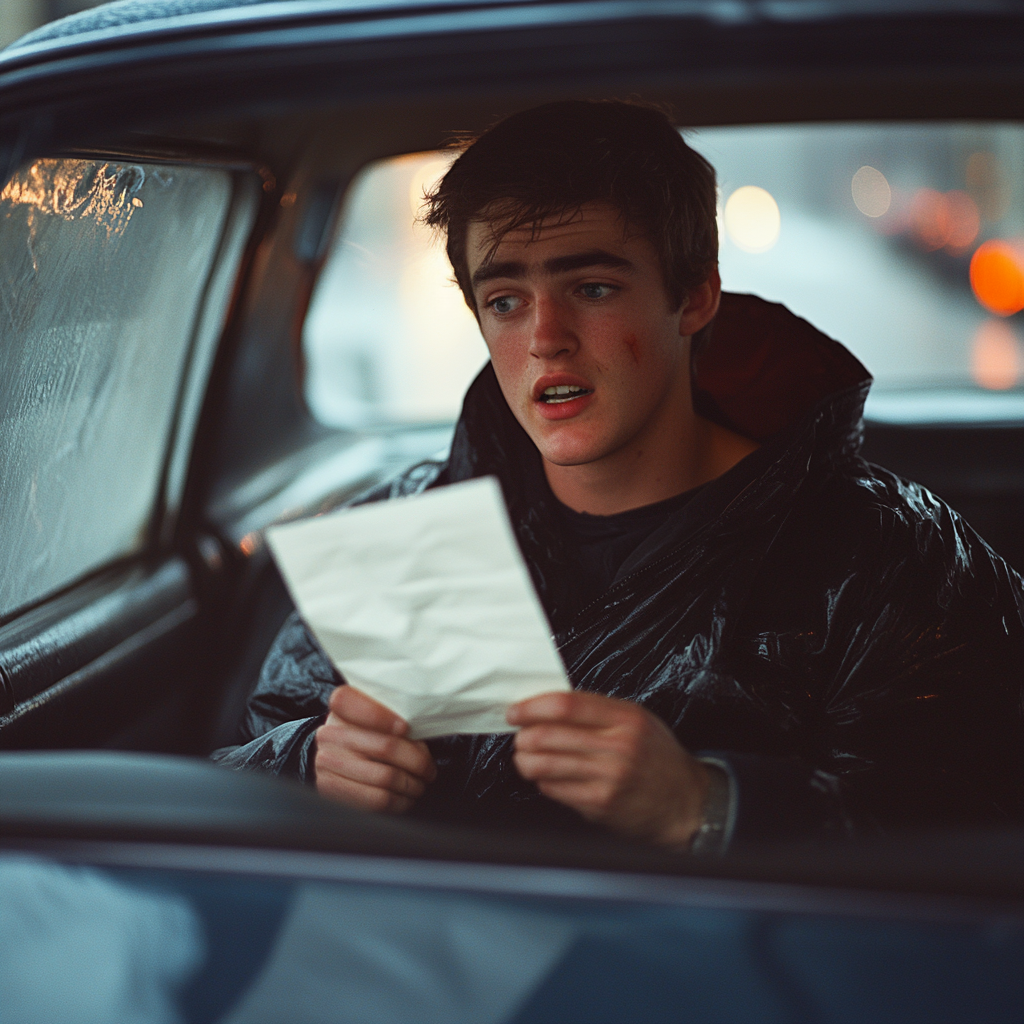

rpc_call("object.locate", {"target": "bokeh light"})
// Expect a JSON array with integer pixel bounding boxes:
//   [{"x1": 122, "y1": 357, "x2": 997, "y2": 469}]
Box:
[
  {"x1": 969, "y1": 240, "x2": 1024, "y2": 316},
  {"x1": 909, "y1": 188, "x2": 948, "y2": 250},
  {"x1": 971, "y1": 319, "x2": 1022, "y2": 390},
  {"x1": 851, "y1": 165, "x2": 891, "y2": 218},
  {"x1": 724, "y1": 186, "x2": 780, "y2": 253},
  {"x1": 966, "y1": 151, "x2": 1010, "y2": 223},
  {"x1": 908, "y1": 188, "x2": 980, "y2": 253},
  {"x1": 943, "y1": 191, "x2": 981, "y2": 252}
]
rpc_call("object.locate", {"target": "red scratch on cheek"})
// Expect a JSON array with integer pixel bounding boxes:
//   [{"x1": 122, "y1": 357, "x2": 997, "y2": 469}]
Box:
[{"x1": 623, "y1": 334, "x2": 641, "y2": 364}]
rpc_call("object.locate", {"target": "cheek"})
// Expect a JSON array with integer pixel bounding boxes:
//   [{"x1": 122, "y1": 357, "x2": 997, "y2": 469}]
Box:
[
  {"x1": 483, "y1": 334, "x2": 531, "y2": 401},
  {"x1": 622, "y1": 333, "x2": 641, "y2": 365},
  {"x1": 482, "y1": 327, "x2": 513, "y2": 370}
]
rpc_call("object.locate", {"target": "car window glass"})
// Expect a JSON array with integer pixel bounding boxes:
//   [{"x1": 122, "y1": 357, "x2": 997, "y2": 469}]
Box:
[
  {"x1": 692, "y1": 122, "x2": 1024, "y2": 421},
  {"x1": 305, "y1": 125, "x2": 1024, "y2": 428},
  {"x1": 303, "y1": 153, "x2": 487, "y2": 428},
  {"x1": 0, "y1": 158, "x2": 233, "y2": 620}
]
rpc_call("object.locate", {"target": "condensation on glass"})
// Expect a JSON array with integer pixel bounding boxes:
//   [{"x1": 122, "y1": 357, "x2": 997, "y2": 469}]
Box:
[
  {"x1": 304, "y1": 125, "x2": 1024, "y2": 429},
  {"x1": 0, "y1": 158, "x2": 232, "y2": 619}
]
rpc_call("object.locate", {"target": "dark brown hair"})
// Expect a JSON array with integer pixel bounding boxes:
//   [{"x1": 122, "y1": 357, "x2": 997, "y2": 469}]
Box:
[{"x1": 422, "y1": 100, "x2": 718, "y2": 314}]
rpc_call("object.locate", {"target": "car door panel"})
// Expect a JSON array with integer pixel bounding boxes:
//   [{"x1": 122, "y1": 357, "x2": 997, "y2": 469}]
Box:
[{"x1": 0, "y1": 558, "x2": 202, "y2": 751}]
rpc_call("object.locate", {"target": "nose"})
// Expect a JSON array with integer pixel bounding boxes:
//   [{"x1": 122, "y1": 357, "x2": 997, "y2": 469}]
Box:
[{"x1": 529, "y1": 295, "x2": 578, "y2": 360}]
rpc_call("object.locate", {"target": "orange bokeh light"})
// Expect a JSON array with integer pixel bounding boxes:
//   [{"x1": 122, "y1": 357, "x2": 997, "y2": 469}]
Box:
[
  {"x1": 909, "y1": 188, "x2": 980, "y2": 252},
  {"x1": 969, "y1": 240, "x2": 1024, "y2": 317},
  {"x1": 971, "y1": 319, "x2": 1022, "y2": 390}
]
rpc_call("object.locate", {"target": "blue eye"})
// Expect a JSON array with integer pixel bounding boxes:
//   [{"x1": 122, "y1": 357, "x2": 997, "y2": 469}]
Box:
[
  {"x1": 579, "y1": 283, "x2": 612, "y2": 299},
  {"x1": 491, "y1": 296, "x2": 519, "y2": 314}
]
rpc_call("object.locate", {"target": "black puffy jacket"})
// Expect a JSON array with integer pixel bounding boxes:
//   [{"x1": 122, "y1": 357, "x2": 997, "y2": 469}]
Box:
[{"x1": 215, "y1": 294, "x2": 1024, "y2": 845}]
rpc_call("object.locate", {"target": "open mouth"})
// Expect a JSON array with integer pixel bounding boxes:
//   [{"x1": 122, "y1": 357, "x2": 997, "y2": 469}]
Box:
[{"x1": 539, "y1": 385, "x2": 594, "y2": 404}]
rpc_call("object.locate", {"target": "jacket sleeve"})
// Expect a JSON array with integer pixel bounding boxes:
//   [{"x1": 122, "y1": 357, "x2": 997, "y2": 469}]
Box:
[
  {"x1": 694, "y1": 751, "x2": 854, "y2": 850},
  {"x1": 742, "y1": 469, "x2": 1024, "y2": 837},
  {"x1": 211, "y1": 612, "x2": 339, "y2": 783}
]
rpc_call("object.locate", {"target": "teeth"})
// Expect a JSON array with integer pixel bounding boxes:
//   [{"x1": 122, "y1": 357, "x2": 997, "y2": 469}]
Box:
[{"x1": 540, "y1": 383, "x2": 590, "y2": 405}]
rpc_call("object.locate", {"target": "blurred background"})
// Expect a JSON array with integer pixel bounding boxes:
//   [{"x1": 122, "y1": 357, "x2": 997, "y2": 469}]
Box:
[
  {"x1": 0, "y1": 0, "x2": 102, "y2": 48},
  {"x1": 304, "y1": 123, "x2": 1024, "y2": 429}
]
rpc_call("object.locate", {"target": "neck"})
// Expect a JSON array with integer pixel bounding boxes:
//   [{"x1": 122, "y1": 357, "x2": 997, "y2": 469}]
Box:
[{"x1": 543, "y1": 374, "x2": 759, "y2": 516}]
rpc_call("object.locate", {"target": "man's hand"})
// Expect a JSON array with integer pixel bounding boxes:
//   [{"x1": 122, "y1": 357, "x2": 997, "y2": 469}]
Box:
[
  {"x1": 507, "y1": 691, "x2": 709, "y2": 847},
  {"x1": 315, "y1": 686, "x2": 436, "y2": 814}
]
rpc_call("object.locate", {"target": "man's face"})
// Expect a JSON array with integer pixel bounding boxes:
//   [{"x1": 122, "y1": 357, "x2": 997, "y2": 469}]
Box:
[{"x1": 467, "y1": 203, "x2": 715, "y2": 469}]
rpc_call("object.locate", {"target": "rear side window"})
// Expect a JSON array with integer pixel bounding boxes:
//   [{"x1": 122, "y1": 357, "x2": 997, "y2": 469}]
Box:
[
  {"x1": 692, "y1": 122, "x2": 1024, "y2": 420},
  {"x1": 303, "y1": 153, "x2": 487, "y2": 428},
  {"x1": 0, "y1": 158, "x2": 233, "y2": 620}
]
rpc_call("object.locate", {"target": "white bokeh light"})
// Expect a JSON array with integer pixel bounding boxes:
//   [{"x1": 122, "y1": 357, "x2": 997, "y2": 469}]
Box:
[
  {"x1": 851, "y1": 165, "x2": 892, "y2": 218},
  {"x1": 723, "y1": 185, "x2": 781, "y2": 253}
]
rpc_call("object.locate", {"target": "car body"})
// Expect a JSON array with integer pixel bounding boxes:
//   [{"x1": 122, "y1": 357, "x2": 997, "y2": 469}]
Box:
[{"x1": 0, "y1": 1, "x2": 1022, "y2": 1020}]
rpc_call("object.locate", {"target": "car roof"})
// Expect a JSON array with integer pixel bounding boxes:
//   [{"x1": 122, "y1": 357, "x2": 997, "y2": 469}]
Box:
[
  {"x1": 6, "y1": 0, "x2": 1023, "y2": 61},
  {"x1": 7, "y1": 0, "x2": 488, "y2": 47},
  {"x1": 3, "y1": 0, "x2": 1022, "y2": 204}
]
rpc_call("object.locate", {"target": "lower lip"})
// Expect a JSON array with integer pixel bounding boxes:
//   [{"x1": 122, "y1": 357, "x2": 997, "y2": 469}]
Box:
[{"x1": 533, "y1": 391, "x2": 595, "y2": 420}]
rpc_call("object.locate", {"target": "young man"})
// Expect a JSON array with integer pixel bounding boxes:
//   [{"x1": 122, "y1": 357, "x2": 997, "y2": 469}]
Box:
[{"x1": 216, "y1": 101, "x2": 1024, "y2": 852}]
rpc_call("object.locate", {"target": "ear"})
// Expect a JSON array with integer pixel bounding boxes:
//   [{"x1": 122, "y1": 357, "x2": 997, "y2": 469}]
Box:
[{"x1": 677, "y1": 266, "x2": 721, "y2": 337}]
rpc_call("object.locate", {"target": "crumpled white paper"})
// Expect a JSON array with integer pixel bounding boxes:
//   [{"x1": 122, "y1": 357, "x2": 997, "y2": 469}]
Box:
[{"x1": 266, "y1": 477, "x2": 571, "y2": 739}]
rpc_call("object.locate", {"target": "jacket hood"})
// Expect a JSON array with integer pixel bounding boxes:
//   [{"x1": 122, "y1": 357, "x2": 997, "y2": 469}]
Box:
[{"x1": 694, "y1": 292, "x2": 870, "y2": 442}]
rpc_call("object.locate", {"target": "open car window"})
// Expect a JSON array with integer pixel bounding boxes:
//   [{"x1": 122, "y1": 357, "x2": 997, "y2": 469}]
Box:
[
  {"x1": 304, "y1": 123, "x2": 1024, "y2": 429},
  {"x1": 0, "y1": 157, "x2": 240, "y2": 621}
]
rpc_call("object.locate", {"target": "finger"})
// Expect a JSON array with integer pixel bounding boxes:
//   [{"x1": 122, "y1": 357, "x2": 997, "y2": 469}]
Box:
[
  {"x1": 315, "y1": 771, "x2": 415, "y2": 815},
  {"x1": 507, "y1": 690, "x2": 629, "y2": 729},
  {"x1": 330, "y1": 684, "x2": 408, "y2": 736},
  {"x1": 318, "y1": 746, "x2": 427, "y2": 798},
  {"x1": 514, "y1": 722, "x2": 617, "y2": 755},
  {"x1": 329, "y1": 724, "x2": 436, "y2": 782},
  {"x1": 513, "y1": 750, "x2": 600, "y2": 783},
  {"x1": 534, "y1": 779, "x2": 614, "y2": 817}
]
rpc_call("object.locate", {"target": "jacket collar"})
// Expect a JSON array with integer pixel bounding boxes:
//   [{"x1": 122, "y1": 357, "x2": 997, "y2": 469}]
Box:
[{"x1": 694, "y1": 291, "x2": 870, "y2": 442}]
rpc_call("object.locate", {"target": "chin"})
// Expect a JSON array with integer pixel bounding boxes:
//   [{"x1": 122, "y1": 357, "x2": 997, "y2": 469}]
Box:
[{"x1": 534, "y1": 432, "x2": 608, "y2": 468}]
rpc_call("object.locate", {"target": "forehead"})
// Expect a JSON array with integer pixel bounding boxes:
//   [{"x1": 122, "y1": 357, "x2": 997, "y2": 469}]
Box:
[{"x1": 466, "y1": 202, "x2": 648, "y2": 269}]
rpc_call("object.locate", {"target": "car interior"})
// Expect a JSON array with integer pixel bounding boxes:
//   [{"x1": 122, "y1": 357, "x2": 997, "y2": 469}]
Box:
[{"x1": 0, "y1": 1, "x2": 1021, "y2": 863}]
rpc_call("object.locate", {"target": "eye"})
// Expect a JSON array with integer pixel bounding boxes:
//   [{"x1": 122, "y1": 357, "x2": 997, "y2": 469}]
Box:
[
  {"x1": 489, "y1": 295, "x2": 522, "y2": 315},
  {"x1": 578, "y1": 283, "x2": 615, "y2": 300}
]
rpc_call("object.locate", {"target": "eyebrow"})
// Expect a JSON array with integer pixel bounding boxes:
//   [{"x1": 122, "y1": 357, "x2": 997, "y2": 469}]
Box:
[{"x1": 470, "y1": 249, "x2": 635, "y2": 289}]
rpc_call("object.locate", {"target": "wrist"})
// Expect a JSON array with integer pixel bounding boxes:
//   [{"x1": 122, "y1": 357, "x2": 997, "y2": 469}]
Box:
[
  {"x1": 657, "y1": 757, "x2": 711, "y2": 849},
  {"x1": 688, "y1": 761, "x2": 732, "y2": 855}
]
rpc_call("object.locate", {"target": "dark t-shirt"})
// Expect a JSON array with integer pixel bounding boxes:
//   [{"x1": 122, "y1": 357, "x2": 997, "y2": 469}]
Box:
[{"x1": 552, "y1": 486, "x2": 704, "y2": 615}]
